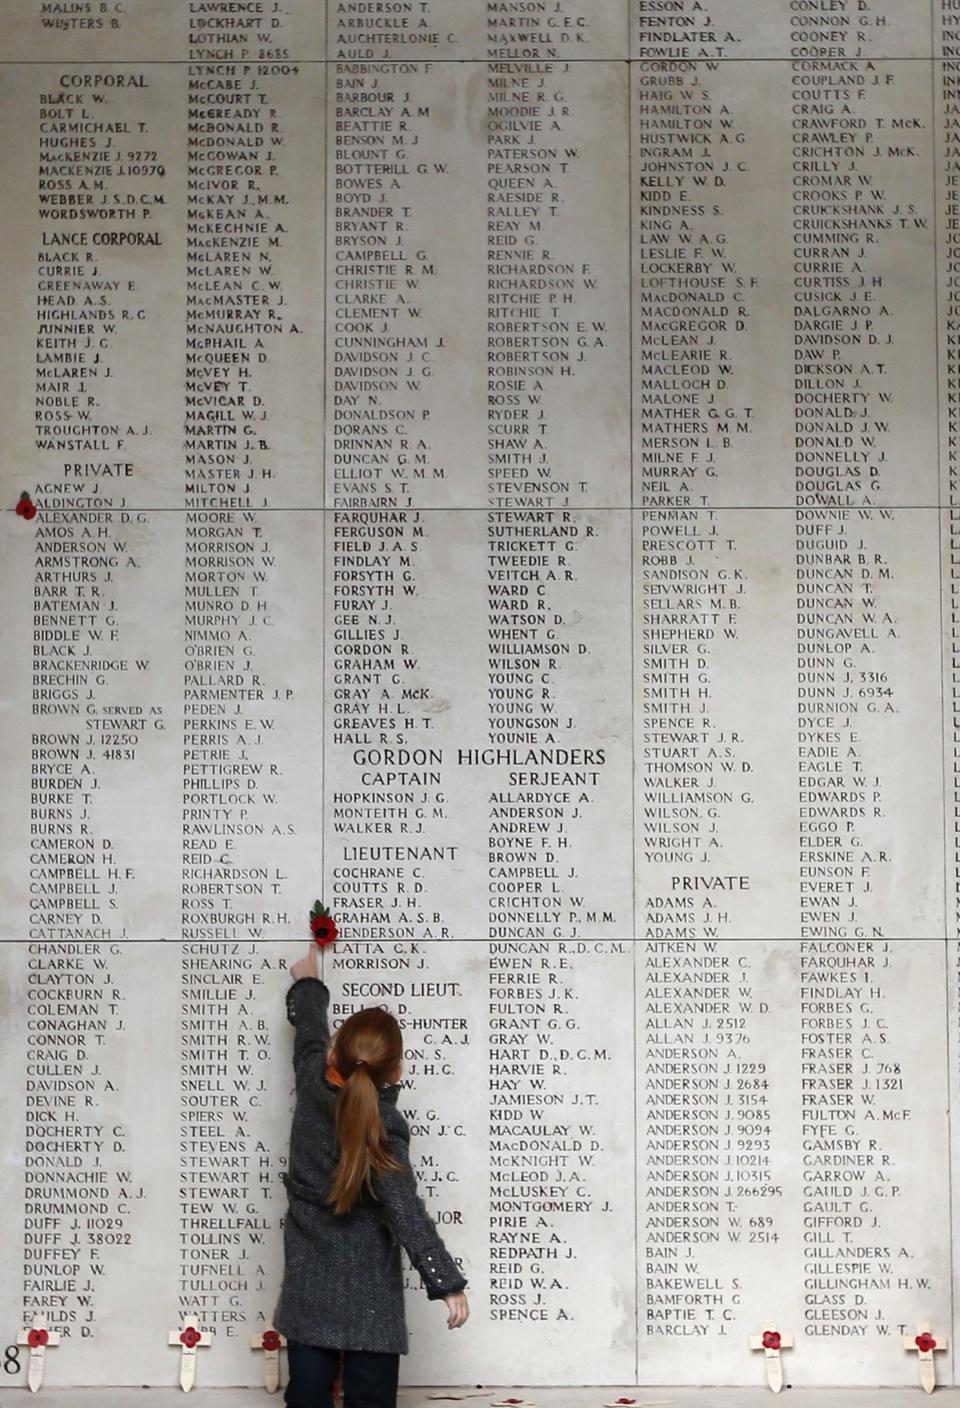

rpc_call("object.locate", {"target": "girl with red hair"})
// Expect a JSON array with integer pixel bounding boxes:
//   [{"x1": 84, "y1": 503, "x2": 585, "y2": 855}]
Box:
[{"x1": 274, "y1": 945, "x2": 469, "y2": 1408}]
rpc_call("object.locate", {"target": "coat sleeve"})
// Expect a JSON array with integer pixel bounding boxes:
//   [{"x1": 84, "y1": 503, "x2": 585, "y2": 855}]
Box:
[
  {"x1": 372, "y1": 1112, "x2": 468, "y2": 1302},
  {"x1": 285, "y1": 976, "x2": 331, "y2": 1078}
]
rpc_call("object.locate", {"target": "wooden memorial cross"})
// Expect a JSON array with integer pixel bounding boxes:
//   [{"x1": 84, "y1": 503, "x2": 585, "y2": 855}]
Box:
[
  {"x1": 749, "y1": 1321, "x2": 794, "y2": 1393},
  {"x1": 168, "y1": 1315, "x2": 213, "y2": 1392},
  {"x1": 903, "y1": 1321, "x2": 948, "y2": 1394},
  {"x1": 17, "y1": 1313, "x2": 60, "y2": 1393},
  {"x1": 251, "y1": 1324, "x2": 287, "y2": 1394}
]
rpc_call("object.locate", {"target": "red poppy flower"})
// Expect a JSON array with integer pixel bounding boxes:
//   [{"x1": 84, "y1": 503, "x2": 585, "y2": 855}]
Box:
[
  {"x1": 262, "y1": 1330, "x2": 281, "y2": 1351},
  {"x1": 22, "y1": 501, "x2": 37, "y2": 519},
  {"x1": 613, "y1": 1398, "x2": 636, "y2": 1404},
  {"x1": 180, "y1": 1327, "x2": 202, "y2": 1348},
  {"x1": 762, "y1": 1330, "x2": 781, "y2": 1350},
  {"x1": 312, "y1": 914, "x2": 338, "y2": 945},
  {"x1": 916, "y1": 1332, "x2": 937, "y2": 1353},
  {"x1": 27, "y1": 1329, "x2": 48, "y2": 1349}
]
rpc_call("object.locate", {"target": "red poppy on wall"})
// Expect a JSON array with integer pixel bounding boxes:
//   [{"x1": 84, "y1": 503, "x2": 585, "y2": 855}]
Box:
[
  {"x1": 27, "y1": 1329, "x2": 48, "y2": 1348},
  {"x1": 15, "y1": 492, "x2": 36, "y2": 519},
  {"x1": 762, "y1": 1331, "x2": 781, "y2": 1350},
  {"x1": 916, "y1": 1332, "x2": 937, "y2": 1353},
  {"x1": 180, "y1": 1328, "x2": 201, "y2": 1348},
  {"x1": 310, "y1": 900, "x2": 338, "y2": 946},
  {"x1": 262, "y1": 1330, "x2": 282, "y2": 1351}
]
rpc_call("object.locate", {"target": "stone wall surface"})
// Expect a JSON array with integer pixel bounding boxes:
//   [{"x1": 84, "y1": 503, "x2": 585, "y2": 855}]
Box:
[{"x1": 2, "y1": 0, "x2": 960, "y2": 1392}]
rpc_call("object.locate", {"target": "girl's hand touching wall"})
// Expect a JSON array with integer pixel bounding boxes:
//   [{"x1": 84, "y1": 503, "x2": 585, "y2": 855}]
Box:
[{"x1": 289, "y1": 944, "x2": 319, "y2": 982}]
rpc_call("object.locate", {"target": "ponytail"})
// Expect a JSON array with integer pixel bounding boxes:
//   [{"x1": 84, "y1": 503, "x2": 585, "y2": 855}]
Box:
[{"x1": 325, "y1": 1007, "x2": 404, "y2": 1215}]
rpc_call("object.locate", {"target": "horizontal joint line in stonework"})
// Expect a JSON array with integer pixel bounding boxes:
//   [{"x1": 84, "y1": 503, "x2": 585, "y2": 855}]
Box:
[
  {"x1": 1, "y1": 936, "x2": 634, "y2": 946},
  {"x1": 2, "y1": 56, "x2": 956, "y2": 66},
  {"x1": 13, "y1": 504, "x2": 960, "y2": 513},
  {"x1": 0, "y1": 935, "x2": 942, "y2": 945}
]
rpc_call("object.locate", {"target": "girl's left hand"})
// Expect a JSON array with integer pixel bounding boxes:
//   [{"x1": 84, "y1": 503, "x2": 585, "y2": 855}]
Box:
[{"x1": 289, "y1": 945, "x2": 318, "y2": 981}]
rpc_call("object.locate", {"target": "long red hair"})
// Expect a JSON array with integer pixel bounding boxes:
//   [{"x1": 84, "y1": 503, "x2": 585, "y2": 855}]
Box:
[{"x1": 325, "y1": 1006, "x2": 404, "y2": 1215}]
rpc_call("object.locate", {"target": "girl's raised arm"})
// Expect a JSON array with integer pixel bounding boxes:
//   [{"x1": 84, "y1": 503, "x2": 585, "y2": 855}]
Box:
[{"x1": 285, "y1": 950, "x2": 331, "y2": 1077}]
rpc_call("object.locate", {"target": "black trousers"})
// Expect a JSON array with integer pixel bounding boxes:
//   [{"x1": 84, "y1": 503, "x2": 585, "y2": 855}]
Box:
[{"x1": 284, "y1": 1340, "x2": 400, "y2": 1408}]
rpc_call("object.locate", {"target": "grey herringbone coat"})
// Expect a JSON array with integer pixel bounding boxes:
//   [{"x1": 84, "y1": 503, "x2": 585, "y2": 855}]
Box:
[{"x1": 273, "y1": 977, "x2": 467, "y2": 1354}]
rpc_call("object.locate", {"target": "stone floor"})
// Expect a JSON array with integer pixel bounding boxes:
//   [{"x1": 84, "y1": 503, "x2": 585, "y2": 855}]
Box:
[{"x1": 12, "y1": 1389, "x2": 960, "y2": 1406}]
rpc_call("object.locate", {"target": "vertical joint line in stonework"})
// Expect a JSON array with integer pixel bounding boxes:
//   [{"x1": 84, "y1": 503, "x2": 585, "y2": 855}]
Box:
[
  {"x1": 322, "y1": 0, "x2": 330, "y2": 910},
  {"x1": 632, "y1": 942, "x2": 639, "y2": 1385},
  {"x1": 945, "y1": 940, "x2": 956, "y2": 1383},
  {"x1": 931, "y1": 6, "x2": 950, "y2": 947},
  {"x1": 626, "y1": 15, "x2": 640, "y2": 1382},
  {"x1": 627, "y1": 49, "x2": 636, "y2": 939},
  {"x1": 931, "y1": 8, "x2": 956, "y2": 1368}
]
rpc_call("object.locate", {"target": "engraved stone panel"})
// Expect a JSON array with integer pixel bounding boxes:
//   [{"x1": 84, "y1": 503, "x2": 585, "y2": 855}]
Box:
[{"x1": 4, "y1": 0, "x2": 960, "y2": 1394}]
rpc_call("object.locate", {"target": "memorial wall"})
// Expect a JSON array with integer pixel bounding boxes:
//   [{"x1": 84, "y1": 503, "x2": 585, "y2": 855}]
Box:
[{"x1": 2, "y1": 0, "x2": 960, "y2": 1391}]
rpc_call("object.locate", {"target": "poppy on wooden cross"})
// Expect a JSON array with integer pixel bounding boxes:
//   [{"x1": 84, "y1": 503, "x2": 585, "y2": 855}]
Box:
[
  {"x1": 168, "y1": 1315, "x2": 213, "y2": 1392},
  {"x1": 250, "y1": 1324, "x2": 287, "y2": 1394},
  {"x1": 903, "y1": 1320, "x2": 948, "y2": 1394},
  {"x1": 17, "y1": 1313, "x2": 60, "y2": 1393},
  {"x1": 749, "y1": 1321, "x2": 794, "y2": 1393}
]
